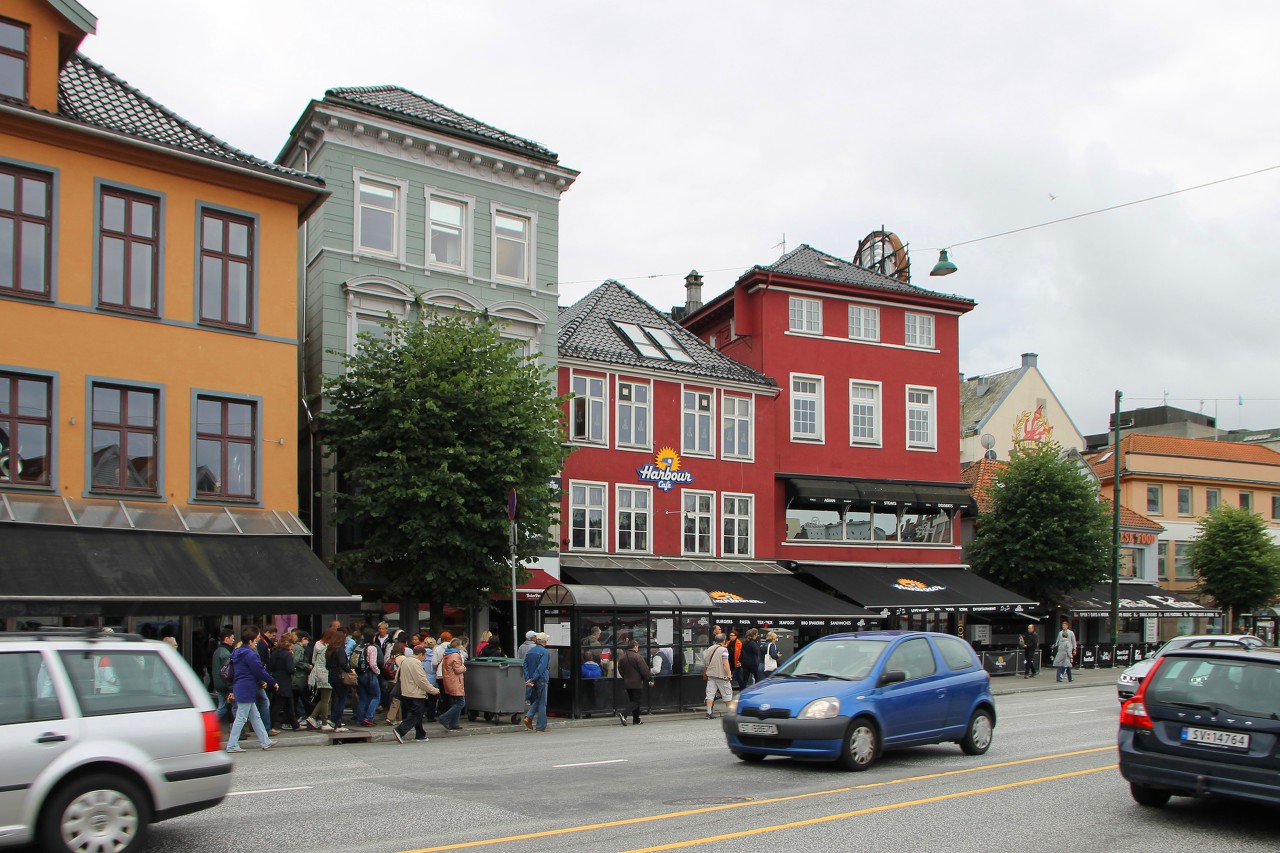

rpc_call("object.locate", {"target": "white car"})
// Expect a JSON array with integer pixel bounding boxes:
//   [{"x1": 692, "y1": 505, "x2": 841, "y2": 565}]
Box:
[
  {"x1": 0, "y1": 629, "x2": 232, "y2": 852},
  {"x1": 1116, "y1": 634, "x2": 1264, "y2": 701}
]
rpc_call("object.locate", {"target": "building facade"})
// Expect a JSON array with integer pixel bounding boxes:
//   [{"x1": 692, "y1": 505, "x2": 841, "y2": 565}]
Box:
[{"x1": 960, "y1": 352, "x2": 1085, "y2": 464}]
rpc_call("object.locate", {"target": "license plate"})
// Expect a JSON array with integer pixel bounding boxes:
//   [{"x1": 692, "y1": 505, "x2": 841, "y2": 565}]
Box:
[
  {"x1": 738, "y1": 722, "x2": 778, "y2": 735},
  {"x1": 1181, "y1": 726, "x2": 1250, "y2": 750}
]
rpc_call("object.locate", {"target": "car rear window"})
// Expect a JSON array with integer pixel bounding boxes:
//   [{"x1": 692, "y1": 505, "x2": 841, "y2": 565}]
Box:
[
  {"x1": 1147, "y1": 657, "x2": 1280, "y2": 719},
  {"x1": 58, "y1": 649, "x2": 193, "y2": 716},
  {"x1": 934, "y1": 635, "x2": 978, "y2": 671},
  {"x1": 0, "y1": 651, "x2": 62, "y2": 725}
]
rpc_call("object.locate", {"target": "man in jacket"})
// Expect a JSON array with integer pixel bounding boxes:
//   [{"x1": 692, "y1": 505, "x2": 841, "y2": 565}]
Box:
[
  {"x1": 740, "y1": 628, "x2": 762, "y2": 688},
  {"x1": 704, "y1": 633, "x2": 733, "y2": 719},
  {"x1": 392, "y1": 645, "x2": 439, "y2": 743},
  {"x1": 522, "y1": 632, "x2": 551, "y2": 732},
  {"x1": 1019, "y1": 624, "x2": 1039, "y2": 678},
  {"x1": 210, "y1": 627, "x2": 235, "y2": 723},
  {"x1": 617, "y1": 639, "x2": 653, "y2": 726},
  {"x1": 726, "y1": 629, "x2": 744, "y2": 689},
  {"x1": 227, "y1": 626, "x2": 278, "y2": 752},
  {"x1": 516, "y1": 630, "x2": 537, "y2": 660},
  {"x1": 437, "y1": 637, "x2": 469, "y2": 732}
]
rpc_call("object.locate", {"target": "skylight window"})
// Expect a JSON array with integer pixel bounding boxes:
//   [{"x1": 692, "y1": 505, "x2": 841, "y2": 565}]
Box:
[
  {"x1": 614, "y1": 322, "x2": 697, "y2": 363},
  {"x1": 646, "y1": 327, "x2": 697, "y2": 363},
  {"x1": 615, "y1": 322, "x2": 665, "y2": 358}
]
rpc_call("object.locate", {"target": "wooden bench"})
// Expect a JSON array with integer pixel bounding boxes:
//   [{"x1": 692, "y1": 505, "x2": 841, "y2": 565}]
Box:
[{"x1": 328, "y1": 730, "x2": 375, "y2": 745}]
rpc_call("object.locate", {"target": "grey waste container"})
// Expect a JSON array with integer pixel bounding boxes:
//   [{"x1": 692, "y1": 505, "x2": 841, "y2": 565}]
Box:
[{"x1": 465, "y1": 658, "x2": 528, "y2": 724}]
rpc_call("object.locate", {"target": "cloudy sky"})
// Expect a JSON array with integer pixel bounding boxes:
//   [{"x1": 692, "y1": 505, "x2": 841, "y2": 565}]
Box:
[{"x1": 83, "y1": 1, "x2": 1280, "y2": 437}]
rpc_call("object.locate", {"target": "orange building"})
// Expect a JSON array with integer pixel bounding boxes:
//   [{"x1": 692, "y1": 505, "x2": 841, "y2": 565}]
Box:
[{"x1": 0, "y1": 0, "x2": 357, "y2": 639}]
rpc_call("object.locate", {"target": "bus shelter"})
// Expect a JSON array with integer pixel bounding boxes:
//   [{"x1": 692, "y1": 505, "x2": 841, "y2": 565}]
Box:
[{"x1": 536, "y1": 583, "x2": 717, "y2": 719}]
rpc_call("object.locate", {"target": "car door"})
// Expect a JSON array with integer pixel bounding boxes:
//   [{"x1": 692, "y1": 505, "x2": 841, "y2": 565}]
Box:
[
  {"x1": 0, "y1": 649, "x2": 76, "y2": 841},
  {"x1": 931, "y1": 635, "x2": 985, "y2": 729},
  {"x1": 877, "y1": 637, "x2": 948, "y2": 744}
]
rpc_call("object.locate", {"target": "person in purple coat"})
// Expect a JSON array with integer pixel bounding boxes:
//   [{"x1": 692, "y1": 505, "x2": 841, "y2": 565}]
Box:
[{"x1": 226, "y1": 626, "x2": 278, "y2": 752}]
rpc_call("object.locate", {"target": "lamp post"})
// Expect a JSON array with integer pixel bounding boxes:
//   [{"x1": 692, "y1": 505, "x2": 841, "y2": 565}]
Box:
[
  {"x1": 1111, "y1": 391, "x2": 1122, "y2": 647},
  {"x1": 508, "y1": 488, "x2": 518, "y2": 656}
]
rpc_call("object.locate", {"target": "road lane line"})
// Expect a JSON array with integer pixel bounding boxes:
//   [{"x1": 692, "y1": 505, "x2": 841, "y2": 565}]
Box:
[
  {"x1": 228, "y1": 785, "x2": 313, "y2": 796},
  {"x1": 620, "y1": 764, "x2": 1118, "y2": 853},
  {"x1": 397, "y1": 747, "x2": 1114, "y2": 853},
  {"x1": 1067, "y1": 709, "x2": 1099, "y2": 714},
  {"x1": 554, "y1": 759, "x2": 629, "y2": 768}
]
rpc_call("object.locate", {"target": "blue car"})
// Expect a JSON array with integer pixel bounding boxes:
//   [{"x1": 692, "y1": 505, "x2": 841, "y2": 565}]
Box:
[{"x1": 722, "y1": 631, "x2": 996, "y2": 770}]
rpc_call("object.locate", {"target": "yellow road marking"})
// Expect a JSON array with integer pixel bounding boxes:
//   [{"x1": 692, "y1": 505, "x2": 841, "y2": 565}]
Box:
[
  {"x1": 621, "y1": 765, "x2": 1117, "y2": 853},
  {"x1": 398, "y1": 747, "x2": 1114, "y2": 853}
]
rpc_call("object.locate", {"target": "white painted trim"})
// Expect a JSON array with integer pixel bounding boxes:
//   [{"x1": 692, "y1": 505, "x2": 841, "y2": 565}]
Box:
[
  {"x1": 423, "y1": 185, "x2": 476, "y2": 276},
  {"x1": 614, "y1": 483, "x2": 654, "y2": 555},
  {"x1": 680, "y1": 384, "x2": 717, "y2": 458},
  {"x1": 567, "y1": 479, "x2": 609, "y2": 552},
  {"x1": 489, "y1": 201, "x2": 538, "y2": 287},
  {"x1": 720, "y1": 393, "x2": 754, "y2": 462},
  {"x1": 351, "y1": 168, "x2": 409, "y2": 264},
  {"x1": 789, "y1": 372, "x2": 826, "y2": 444},
  {"x1": 848, "y1": 378, "x2": 883, "y2": 448},
  {"x1": 905, "y1": 384, "x2": 938, "y2": 452}
]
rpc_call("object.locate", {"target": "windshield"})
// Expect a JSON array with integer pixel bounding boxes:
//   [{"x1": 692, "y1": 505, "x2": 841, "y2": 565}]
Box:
[
  {"x1": 1147, "y1": 657, "x2": 1280, "y2": 718},
  {"x1": 774, "y1": 638, "x2": 887, "y2": 681}
]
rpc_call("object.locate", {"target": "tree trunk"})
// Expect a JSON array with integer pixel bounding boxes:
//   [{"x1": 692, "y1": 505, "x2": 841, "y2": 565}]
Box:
[{"x1": 399, "y1": 597, "x2": 419, "y2": 638}]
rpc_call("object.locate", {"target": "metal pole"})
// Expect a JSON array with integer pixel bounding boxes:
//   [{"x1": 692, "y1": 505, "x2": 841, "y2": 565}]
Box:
[
  {"x1": 1111, "y1": 390, "x2": 1122, "y2": 647},
  {"x1": 511, "y1": 519, "x2": 518, "y2": 657}
]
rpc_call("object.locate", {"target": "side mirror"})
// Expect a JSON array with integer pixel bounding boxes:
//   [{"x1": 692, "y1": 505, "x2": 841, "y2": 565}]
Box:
[{"x1": 879, "y1": 669, "x2": 907, "y2": 686}]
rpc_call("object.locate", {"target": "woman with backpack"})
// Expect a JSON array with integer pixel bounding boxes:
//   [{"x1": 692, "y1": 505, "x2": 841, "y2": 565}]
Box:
[
  {"x1": 354, "y1": 628, "x2": 381, "y2": 727},
  {"x1": 304, "y1": 628, "x2": 335, "y2": 731}
]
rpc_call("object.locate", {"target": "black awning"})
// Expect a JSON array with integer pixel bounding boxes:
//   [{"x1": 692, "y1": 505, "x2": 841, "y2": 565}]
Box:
[
  {"x1": 798, "y1": 563, "x2": 1036, "y2": 615},
  {"x1": 1063, "y1": 582, "x2": 1221, "y2": 619},
  {"x1": 562, "y1": 566, "x2": 882, "y2": 626},
  {"x1": 0, "y1": 524, "x2": 361, "y2": 617},
  {"x1": 784, "y1": 476, "x2": 976, "y2": 512}
]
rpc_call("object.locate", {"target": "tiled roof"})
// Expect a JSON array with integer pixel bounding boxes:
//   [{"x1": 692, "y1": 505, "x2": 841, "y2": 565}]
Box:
[
  {"x1": 1099, "y1": 496, "x2": 1164, "y2": 531},
  {"x1": 959, "y1": 367, "x2": 1021, "y2": 436},
  {"x1": 559, "y1": 281, "x2": 776, "y2": 388},
  {"x1": 752, "y1": 244, "x2": 976, "y2": 305},
  {"x1": 960, "y1": 457, "x2": 1163, "y2": 529},
  {"x1": 324, "y1": 86, "x2": 558, "y2": 164},
  {"x1": 1086, "y1": 433, "x2": 1280, "y2": 474},
  {"x1": 56, "y1": 54, "x2": 322, "y2": 186}
]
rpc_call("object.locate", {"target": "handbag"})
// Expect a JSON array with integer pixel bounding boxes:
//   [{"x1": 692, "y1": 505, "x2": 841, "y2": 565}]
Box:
[
  {"x1": 341, "y1": 669, "x2": 357, "y2": 687},
  {"x1": 763, "y1": 643, "x2": 778, "y2": 672}
]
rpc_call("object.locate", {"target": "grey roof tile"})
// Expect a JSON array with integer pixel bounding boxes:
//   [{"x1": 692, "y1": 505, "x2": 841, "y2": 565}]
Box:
[
  {"x1": 756, "y1": 244, "x2": 975, "y2": 304},
  {"x1": 325, "y1": 85, "x2": 558, "y2": 164},
  {"x1": 559, "y1": 281, "x2": 776, "y2": 388},
  {"x1": 959, "y1": 367, "x2": 1021, "y2": 435}
]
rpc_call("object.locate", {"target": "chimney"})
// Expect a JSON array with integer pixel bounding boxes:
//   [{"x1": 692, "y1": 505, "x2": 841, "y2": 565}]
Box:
[
  {"x1": 684, "y1": 269, "x2": 703, "y2": 315},
  {"x1": 1021, "y1": 352, "x2": 1038, "y2": 368}
]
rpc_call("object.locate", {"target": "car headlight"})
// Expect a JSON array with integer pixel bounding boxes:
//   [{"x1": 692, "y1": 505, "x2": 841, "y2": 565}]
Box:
[
  {"x1": 1117, "y1": 674, "x2": 1136, "y2": 685},
  {"x1": 725, "y1": 698, "x2": 738, "y2": 714},
  {"x1": 798, "y1": 697, "x2": 841, "y2": 719}
]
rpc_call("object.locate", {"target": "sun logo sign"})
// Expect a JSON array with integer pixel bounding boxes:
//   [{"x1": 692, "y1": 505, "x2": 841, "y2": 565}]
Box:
[{"x1": 636, "y1": 446, "x2": 695, "y2": 492}]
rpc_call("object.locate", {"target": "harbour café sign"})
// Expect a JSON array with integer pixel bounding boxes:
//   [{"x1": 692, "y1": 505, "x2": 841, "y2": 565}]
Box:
[{"x1": 636, "y1": 447, "x2": 694, "y2": 492}]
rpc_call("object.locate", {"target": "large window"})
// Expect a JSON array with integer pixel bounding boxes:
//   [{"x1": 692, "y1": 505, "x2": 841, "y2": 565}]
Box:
[
  {"x1": 1177, "y1": 486, "x2": 1192, "y2": 516},
  {"x1": 355, "y1": 176, "x2": 400, "y2": 257},
  {"x1": 198, "y1": 208, "x2": 253, "y2": 329},
  {"x1": 1240, "y1": 491, "x2": 1253, "y2": 512},
  {"x1": 1146, "y1": 485, "x2": 1162, "y2": 515},
  {"x1": 722, "y1": 494, "x2": 752, "y2": 557},
  {"x1": 905, "y1": 386, "x2": 935, "y2": 449},
  {"x1": 493, "y1": 210, "x2": 531, "y2": 283},
  {"x1": 683, "y1": 390, "x2": 713, "y2": 455},
  {"x1": 0, "y1": 162, "x2": 52, "y2": 298},
  {"x1": 849, "y1": 381, "x2": 880, "y2": 445},
  {"x1": 722, "y1": 395, "x2": 751, "y2": 459},
  {"x1": 786, "y1": 503, "x2": 952, "y2": 545},
  {"x1": 682, "y1": 490, "x2": 714, "y2": 555},
  {"x1": 848, "y1": 305, "x2": 879, "y2": 341},
  {"x1": 0, "y1": 372, "x2": 50, "y2": 485},
  {"x1": 788, "y1": 296, "x2": 822, "y2": 334},
  {"x1": 1206, "y1": 489, "x2": 1220, "y2": 511},
  {"x1": 904, "y1": 312, "x2": 934, "y2": 348},
  {"x1": 616, "y1": 381, "x2": 650, "y2": 449},
  {"x1": 194, "y1": 395, "x2": 256, "y2": 499},
  {"x1": 91, "y1": 384, "x2": 158, "y2": 493},
  {"x1": 570, "y1": 374, "x2": 606, "y2": 444},
  {"x1": 1173, "y1": 541, "x2": 1194, "y2": 580},
  {"x1": 791, "y1": 375, "x2": 823, "y2": 441},
  {"x1": 569, "y1": 482, "x2": 606, "y2": 550},
  {"x1": 98, "y1": 188, "x2": 159, "y2": 314},
  {"x1": 428, "y1": 194, "x2": 467, "y2": 269},
  {"x1": 0, "y1": 17, "x2": 28, "y2": 102},
  {"x1": 616, "y1": 486, "x2": 650, "y2": 553}
]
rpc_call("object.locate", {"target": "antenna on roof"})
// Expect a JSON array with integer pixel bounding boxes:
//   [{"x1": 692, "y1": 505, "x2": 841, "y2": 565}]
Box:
[{"x1": 773, "y1": 233, "x2": 786, "y2": 253}]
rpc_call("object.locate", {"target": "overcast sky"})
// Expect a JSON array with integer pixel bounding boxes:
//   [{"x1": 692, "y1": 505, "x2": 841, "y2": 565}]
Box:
[{"x1": 83, "y1": 1, "x2": 1280, "y2": 437}]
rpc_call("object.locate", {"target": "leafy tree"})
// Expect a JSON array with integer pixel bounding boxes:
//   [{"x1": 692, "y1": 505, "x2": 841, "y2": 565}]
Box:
[
  {"x1": 321, "y1": 310, "x2": 569, "y2": 619},
  {"x1": 969, "y1": 440, "x2": 1112, "y2": 604},
  {"x1": 1187, "y1": 505, "x2": 1280, "y2": 628}
]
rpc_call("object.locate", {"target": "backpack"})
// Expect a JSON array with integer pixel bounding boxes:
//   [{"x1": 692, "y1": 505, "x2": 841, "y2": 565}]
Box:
[
  {"x1": 219, "y1": 656, "x2": 234, "y2": 682},
  {"x1": 352, "y1": 642, "x2": 371, "y2": 674}
]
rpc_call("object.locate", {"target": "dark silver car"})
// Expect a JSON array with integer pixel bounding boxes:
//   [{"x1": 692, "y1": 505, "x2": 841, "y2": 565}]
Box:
[
  {"x1": 1115, "y1": 634, "x2": 1263, "y2": 702},
  {"x1": 0, "y1": 630, "x2": 231, "y2": 853}
]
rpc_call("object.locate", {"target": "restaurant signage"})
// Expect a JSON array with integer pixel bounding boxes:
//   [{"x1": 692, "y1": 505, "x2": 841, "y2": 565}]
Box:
[
  {"x1": 636, "y1": 446, "x2": 695, "y2": 492},
  {"x1": 1120, "y1": 531, "x2": 1157, "y2": 545}
]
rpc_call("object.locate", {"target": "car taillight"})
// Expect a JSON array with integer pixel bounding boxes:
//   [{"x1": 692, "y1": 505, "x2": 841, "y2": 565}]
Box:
[
  {"x1": 1120, "y1": 656, "x2": 1166, "y2": 730},
  {"x1": 202, "y1": 710, "x2": 221, "y2": 753}
]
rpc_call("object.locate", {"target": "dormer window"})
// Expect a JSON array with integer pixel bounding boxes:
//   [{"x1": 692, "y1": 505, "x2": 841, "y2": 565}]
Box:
[
  {"x1": 614, "y1": 322, "x2": 695, "y2": 363},
  {"x1": 0, "y1": 18, "x2": 28, "y2": 102}
]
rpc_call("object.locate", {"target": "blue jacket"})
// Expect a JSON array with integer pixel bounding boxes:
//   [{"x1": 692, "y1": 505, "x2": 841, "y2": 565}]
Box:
[
  {"x1": 522, "y1": 643, "x2": 549, "y2": 683},
  {"x1": 230, "y1": 644, "x2": 277, "y2": 704}
]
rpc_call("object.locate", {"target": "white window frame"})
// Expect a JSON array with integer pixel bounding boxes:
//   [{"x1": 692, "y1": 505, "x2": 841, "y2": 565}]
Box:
[
  {"x1": 1147, "y1": 485, "x2": 1162, "y2": 515},
  {"x1": 570, "y1": 372, "x2": 607, "y2": 445},
  {"x1": 344, "y1": 279, "x2": 414, "y2": 354},
  {"x1": 721, "y1": 394, "x2": 753, "y2": 461},
  {"x1": 721, "y1": 493, "x2": 753, "y2": 557},
  {"x1": 489, "y1": 202, "x2": 538, "y2": 286},
  {"x1": 424, "y1": 187, "x2": 474, "y2": 274},
  {"x1": 1177, "y1": 486, "x2": 1193, "y2": 516},
  {"x1": 682, "y1": 489, "x2": 716, "y2": 556},
  {"x1": 849, "y1": 380, "x2": 882, "y2": 446},
  {"x1": 790, "y1": 374, "x2": 824, "y2": 443},
  {"x1": 352, "y1": 170, "x2": 408, "y2": 262},
  {"x1": 848, "y1": 304, "x2": 880, "y2": 342},
  {"x1": 905, "y1": 385, "x2": 936, "y2": 450},
  {"x1": 616, "y1": 379, "x2": 651, "y2": 450},
  {"x1": 788, "y1": 295, "x2": 822, "y2": 334},
  {"x1": 682, "y1": 388, "x2": 715, "y2": 457},
  {"x1": 615, "y1": 485, "x2": 652, "y2": 554},
  {"x1": 904, "y1": 312, "x2": 935, "y2": 349},
  {"x1": 568, "y1": 480, "x2": 607, "y2": 551}
]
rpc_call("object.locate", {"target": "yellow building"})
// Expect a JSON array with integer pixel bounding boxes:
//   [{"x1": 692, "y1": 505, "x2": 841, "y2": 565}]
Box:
[{"x1": 0, "y1": 0, "x2": 357, "y2": 639}]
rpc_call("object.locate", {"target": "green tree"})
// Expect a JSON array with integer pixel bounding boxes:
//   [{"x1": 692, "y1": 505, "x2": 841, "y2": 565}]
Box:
[
  {"x1": 321, "y1": 310, "x2": 569, "y2": 617},
  {"x1": 969, "y1": 440, "x2": 1112, "y2": 604},
  {"x1": 1187, "y1": 505, "x2": 1280, "y2": 628}
]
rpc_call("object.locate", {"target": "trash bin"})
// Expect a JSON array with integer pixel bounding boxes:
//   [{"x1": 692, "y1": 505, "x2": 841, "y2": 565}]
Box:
[{"x1": 465, "y1": 658, "x2": 527, "y2": 724}]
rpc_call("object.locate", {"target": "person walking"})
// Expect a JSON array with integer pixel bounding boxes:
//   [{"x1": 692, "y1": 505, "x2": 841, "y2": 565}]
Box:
[
  {"x1": 421, "y1": 638, "x2": 441, "y2": 723},
  {"x1": 437, "y1": 636, "x2": 469, "y2": 732},
  {"x1": 703, "y1": 633, "x2": 733, "y2": 719},
  {"x1": 268, "y1": 634, "x2": 298, "y2": 732},
  {"x1": 226, "y1": 627, "x2": 277, "y2": 752},
  {"x1": 762, "y1": 631, "x2": 781, "y2": 675},
  {"x1": 516, "y1": 631, "x2": 537, "y2": 660},
  {"x1": 304, "y1": 628, "x2": 335, "y2": 731},
  {"x1": 739, "y1": 628, "x2": 762, "y2": 688},
  {"x1": 325, "y1": 629, "x2": 353, "y2": 732},
  {"x1": 1052, "y1": 624, "x2": 1077, "y2": 683},
  {"x1": 1019, "y1": 625, "x2": 1040, "y2": 678},
  {"x1": 521, "y1": 632, "x2": 550, "y2": 733},
  {"x1": 210, "y1": 626, "x2": 236, "y2": 723},
  {"x1": 726, "y1": 629, "x2": 744, "y2": 690},
  {"x1": 392, "y1": 645, "x2": 438, "y2": 744},
  {"x1": 384, "y1": 641, "x2": 406, "y2": 727},
  {"x1": 617, "y1": 639, "x2": 653, "y2": 726},
  {"x1": 354, "y1": 628, "x2": 380, "y2": 727},
  {"x1": 291, "y1": 631, "x2": 312, "y2": 721}
]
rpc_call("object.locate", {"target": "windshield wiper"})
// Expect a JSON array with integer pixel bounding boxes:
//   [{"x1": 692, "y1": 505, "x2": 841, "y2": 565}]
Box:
[
  {"x1": 793, "y1": 671, "x2": 854, "y2": 681},
  {"x1": 1167, "y1": 701, "x2": 1221, "y2": 714}
]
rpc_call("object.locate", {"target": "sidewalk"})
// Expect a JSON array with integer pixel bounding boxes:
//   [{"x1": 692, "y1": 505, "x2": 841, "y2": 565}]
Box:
[{"x1": 246, "y1": 667, "x2": 1118, "y2": 749}]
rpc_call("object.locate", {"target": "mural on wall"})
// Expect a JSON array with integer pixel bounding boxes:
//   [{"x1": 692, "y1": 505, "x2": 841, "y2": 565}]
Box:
[{"x1": 1013, "y1": 405, "x2": 1054, "y2": 449}]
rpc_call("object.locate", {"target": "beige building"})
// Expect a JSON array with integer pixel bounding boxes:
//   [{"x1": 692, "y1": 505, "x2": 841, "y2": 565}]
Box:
[{"x1": 960, "y1": 353, "x2": 1084, "y2": 464}]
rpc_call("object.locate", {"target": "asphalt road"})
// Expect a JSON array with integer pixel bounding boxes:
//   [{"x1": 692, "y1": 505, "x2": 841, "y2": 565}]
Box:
[{"x1": 138, "y1": 680, "x2": 1278, "y2": 853}]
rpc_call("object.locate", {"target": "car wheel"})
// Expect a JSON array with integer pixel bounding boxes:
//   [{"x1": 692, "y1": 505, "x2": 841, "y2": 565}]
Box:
[
  {"x1": 39, "y1": 773, "x2": 151, "y2": 853},
  {"x1": 959, "y1": 709, "x2": 994, "y2": 755},
  {"x1": 1129, "y1": 783, "x2": 1171, "y2": 808},
  {"x1": 736, "y1": 752, "x2": 765, "y2": 762},
  {"x1": 838, "y1": 718, "x2": 878, "y2": 771}
]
